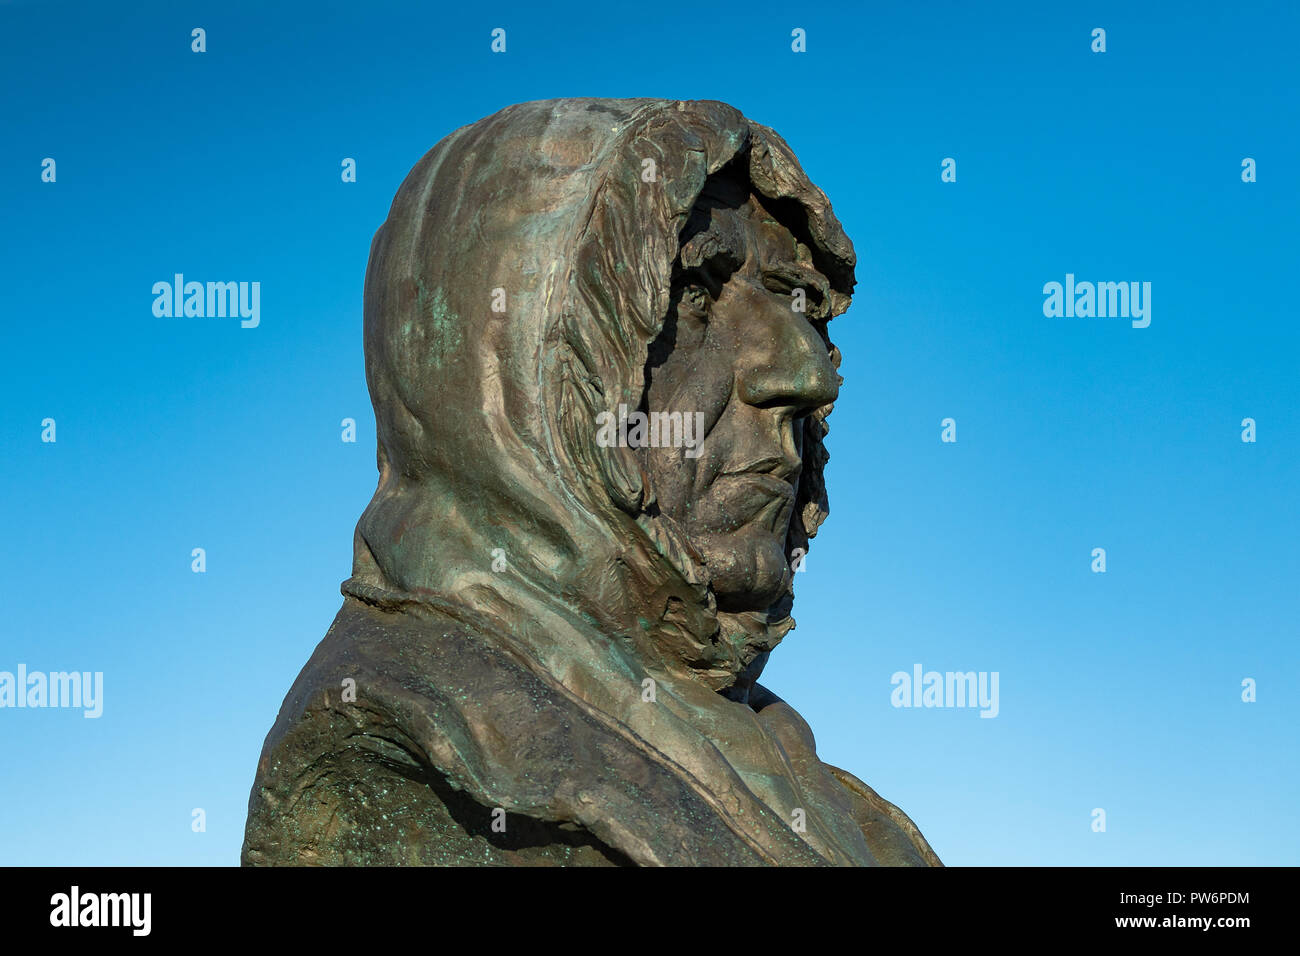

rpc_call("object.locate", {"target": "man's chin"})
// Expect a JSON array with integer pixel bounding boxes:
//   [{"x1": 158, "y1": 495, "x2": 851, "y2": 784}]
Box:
[{"x1": 696, "y1": 531, "x2": 793, "y2": 613}]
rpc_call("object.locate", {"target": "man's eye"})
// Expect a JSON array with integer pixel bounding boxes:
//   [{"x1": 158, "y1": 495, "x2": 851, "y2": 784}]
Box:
[
  {"x1": 762, "y1": 275, "x2": 798, "y2": 295},
  {"x1": 763, "y1": 272, "x2": 822, "y2": 301},
  {"x1": 683, "y1": 284, "x2": 710, "y2": 314},
  {"x1": 763, "y1": 273, "x2": 826, "y2": 313}
]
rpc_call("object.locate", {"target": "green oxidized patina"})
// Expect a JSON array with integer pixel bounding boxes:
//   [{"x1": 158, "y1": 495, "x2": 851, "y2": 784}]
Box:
[
  {"x1": 414, "y1": 279, "x2": 461, "y2": 369},
  {"x1": 241, "y1": 98, "x2": 941, "y2": 867}
]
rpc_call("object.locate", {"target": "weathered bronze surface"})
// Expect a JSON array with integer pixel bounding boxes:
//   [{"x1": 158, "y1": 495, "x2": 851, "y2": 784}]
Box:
[{"x1": 241, "y1": 98, "x2": 941, "y2": 866}]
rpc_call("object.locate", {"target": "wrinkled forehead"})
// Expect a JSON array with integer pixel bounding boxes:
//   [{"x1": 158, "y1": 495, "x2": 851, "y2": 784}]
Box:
[
  {"x1": 755, "y1": 208, "x2": 817, "y2": 264},
  {"x1": 734, "y1": 195, "x2": 832, "y2": 289},
  {"x1": 689, "y1": 192, "x2": 827, "y2": 280}
]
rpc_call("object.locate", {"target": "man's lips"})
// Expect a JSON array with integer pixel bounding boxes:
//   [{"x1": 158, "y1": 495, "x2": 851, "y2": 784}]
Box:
[
  {"x1": 723, "y1": 453, "x2": 803, "y2": 485},
  {"x1": 701, "y1": 472, "x2": 796, "y2": 533}
]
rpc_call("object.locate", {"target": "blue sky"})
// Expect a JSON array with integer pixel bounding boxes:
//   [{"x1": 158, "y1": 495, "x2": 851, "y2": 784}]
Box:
[{"x1": 1, "y1": 0, "x2": 1296, "y2": 865}]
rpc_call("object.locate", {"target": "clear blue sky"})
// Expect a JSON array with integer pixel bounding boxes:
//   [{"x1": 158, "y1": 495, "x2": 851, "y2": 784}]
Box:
[{"x1": 1, "y1": 0, "x2": 1296, "y2": 865}]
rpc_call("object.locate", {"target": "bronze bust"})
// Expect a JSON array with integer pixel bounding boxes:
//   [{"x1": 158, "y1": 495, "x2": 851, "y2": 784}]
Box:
[{"x1": 241, "y1": 98, "x2": 941, "y2": 866}]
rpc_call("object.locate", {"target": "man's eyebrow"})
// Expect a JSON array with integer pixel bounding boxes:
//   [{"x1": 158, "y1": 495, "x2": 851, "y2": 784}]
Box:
[{"x1": 762, "y1": 260, "x2": 829, "y2": 294}]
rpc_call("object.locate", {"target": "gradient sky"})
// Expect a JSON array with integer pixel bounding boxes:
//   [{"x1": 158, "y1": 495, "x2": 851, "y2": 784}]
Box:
[{"x1": 1, "y1": 0, "x2": 1296, "y2": 866}]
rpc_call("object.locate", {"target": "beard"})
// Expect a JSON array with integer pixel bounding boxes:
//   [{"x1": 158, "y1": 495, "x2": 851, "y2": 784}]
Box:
[{"x1": 671, "y1": 469, "x2": 798, "y2": 612}]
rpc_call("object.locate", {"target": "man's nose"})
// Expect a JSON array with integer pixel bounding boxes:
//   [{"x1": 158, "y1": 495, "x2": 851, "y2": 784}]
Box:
[{"x1": 735, "y1": 295, "x2": 841, "y2": 413}]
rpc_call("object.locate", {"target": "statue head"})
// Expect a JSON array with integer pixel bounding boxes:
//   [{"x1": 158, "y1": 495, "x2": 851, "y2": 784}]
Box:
[
  {"x1": 242, "y1": 99, "x2": 943, "y2": 869},
  {"x1": 349, "y1": 98, "x2": 855, "y2": 698},
  {"x1": 644, "y1": 176, "x2": 844, "y2": 615}
]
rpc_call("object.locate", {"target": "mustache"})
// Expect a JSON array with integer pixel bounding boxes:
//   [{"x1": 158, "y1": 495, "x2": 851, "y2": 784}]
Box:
[
  {"x1": 696, "y1": 473, "x2": 797, "y2": 535},
  {"x1": 720, "y1": 453, "x2": 803, "y2": 485}
]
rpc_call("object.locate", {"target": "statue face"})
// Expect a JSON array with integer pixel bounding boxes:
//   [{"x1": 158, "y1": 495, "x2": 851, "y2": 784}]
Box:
[{"x1": 641, "y1": 194, "x2": 840, "y2": 612}]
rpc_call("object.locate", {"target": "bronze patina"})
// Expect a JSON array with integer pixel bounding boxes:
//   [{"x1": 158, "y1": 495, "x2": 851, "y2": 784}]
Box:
[{"x1": 241, "y1": 98, "x2": 941, "y2": 866}]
